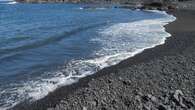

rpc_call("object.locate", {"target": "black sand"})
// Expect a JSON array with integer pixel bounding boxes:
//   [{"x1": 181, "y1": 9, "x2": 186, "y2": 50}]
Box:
[{"x1": 11, "y1": 6, "x2": 195, "y2": 110}]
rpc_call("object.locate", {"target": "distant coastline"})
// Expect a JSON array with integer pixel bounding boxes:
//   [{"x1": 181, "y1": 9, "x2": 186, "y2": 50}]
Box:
[{"x1": 14, "y1": 0, "x2": 178, "y2": 11}]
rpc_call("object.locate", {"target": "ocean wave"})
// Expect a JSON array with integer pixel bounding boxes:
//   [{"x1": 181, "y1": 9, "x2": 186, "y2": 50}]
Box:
[
  {"x1": 7, "y1": 1, "x2": 17, "y2": 4},
  {"x1": 0, "y1": 1, "x2": 17, "y2": 5},
  {"x1": 0, "y1": 22, "x2": 106, "y2": 57},
  {"x1": 78, "y1": 6, "x2": 107, "y2": 10},
  {"x1": 0, "y1": 10, "x2": 176, "y2": 110}
]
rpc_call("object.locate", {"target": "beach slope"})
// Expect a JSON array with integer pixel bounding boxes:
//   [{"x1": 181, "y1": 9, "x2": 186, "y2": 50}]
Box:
[{"x1": 12, "y1": 3, "x2": 195, "y2": 110}]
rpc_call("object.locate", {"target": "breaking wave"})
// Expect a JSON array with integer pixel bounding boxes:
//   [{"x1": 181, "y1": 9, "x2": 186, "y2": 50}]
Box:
[{"x1": 0, "y1": 1, "x2": 17, "y2": 4}]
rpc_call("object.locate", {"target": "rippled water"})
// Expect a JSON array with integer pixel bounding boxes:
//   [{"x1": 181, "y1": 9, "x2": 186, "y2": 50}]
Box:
[{"x1": 0, "y1": 2, "x2": 176, "y2": 109}]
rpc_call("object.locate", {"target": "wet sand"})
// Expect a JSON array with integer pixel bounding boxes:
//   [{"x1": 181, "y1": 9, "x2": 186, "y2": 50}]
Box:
[{"x1": 11, "y1": 5, "x2": 195, "y2": 110}]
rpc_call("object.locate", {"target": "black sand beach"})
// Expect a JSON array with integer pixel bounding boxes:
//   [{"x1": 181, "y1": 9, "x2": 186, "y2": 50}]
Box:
[{"x1": 12, "y1": 3, "x2": 195, "y2": 110}]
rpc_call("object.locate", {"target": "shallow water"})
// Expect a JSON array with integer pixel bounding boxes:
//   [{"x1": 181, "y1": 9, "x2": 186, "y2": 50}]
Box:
[{"x1": 0, "y1": 2, "x2": 176, "y2": 109}]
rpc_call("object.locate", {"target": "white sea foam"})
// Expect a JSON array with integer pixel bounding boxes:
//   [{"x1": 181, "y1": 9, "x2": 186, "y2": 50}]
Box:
[
  {"x1": 0, "y1": 10, "x2": 176, "y2": 110},
  {"x1": 79, "y1": 7, "x2": 84, "y2": 10},
  {"x1": 7, "y1": 1, "x2": 17, "y2": 4},
  {"x1": 78, "y1": 7, "x2": 106, "y2": 10},
  {"x1": 0, "y1": 1, "x2": 17, "y2": 4}
]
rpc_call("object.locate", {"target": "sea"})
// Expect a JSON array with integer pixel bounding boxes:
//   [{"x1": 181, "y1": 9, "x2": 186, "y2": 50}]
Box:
[{"x1": 0, "y1": 1, "x2": 176, "y2": 110}]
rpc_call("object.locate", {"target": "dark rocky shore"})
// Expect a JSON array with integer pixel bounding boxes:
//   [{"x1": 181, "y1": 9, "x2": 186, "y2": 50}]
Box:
[{"x1": 11, "y1": 1, "x2": 195, "y2": 110}]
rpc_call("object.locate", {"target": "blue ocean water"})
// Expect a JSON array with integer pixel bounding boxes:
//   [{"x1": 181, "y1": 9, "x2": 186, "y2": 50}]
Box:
[{"x1": 0, "y1": 2, "x2": 176, "y2": 109}]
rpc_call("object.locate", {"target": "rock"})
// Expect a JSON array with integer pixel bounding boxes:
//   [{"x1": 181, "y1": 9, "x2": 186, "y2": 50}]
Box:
[
  {"x1": 82, "y1": 106, "x2": 87, "y2": 110},
  {"x1": 182, "y1": 98, "x2": 195, "y2": 109},
  {"x1": 123, "y1": 97, "x2": 131, "y2": 107},
  {"x1": 193, "y1": 88, "x2": 195, "y2": 94},
  {"x1": 90, "y1": 99, "x2": 98, "y2": 107},
  {"x1": 143, "y1": 105, "x2": 151, "y2": 110},
  {"x1": 135, "y1": 95, "x2": 142, "y2": 103},
  {"x1": 163, "y1": 94, "x2": 170, "y2": 105},
  {"x1": 122, "y1": 80, "x2": 131, "y2": 86},
  {"x1": 168, "y1": 5, "x2": 176, "y2": 10},
  {"x1": 111, "y1": 99, "x2": 117, "y2": 105},
  {"x1": 133, "y1": 90, "x2": 195, "y2": 110},
  {"x1": 158, "y1": 104, "x2": 167, "y2": 110},
  {"x1": 172, "y1": 90, "x2": 183, "y2": 105},
  {"x1": 101, "y1": 107, "x2": 107, "y2": 110},
  {"x1": 134, "y1": 90, "x2": 143, "y2": 96},
  {"x1": 118, "y1": 77, "x2": 123, "y2": 81},
  {"x1": 107, "y1": 79, "x2": 112, "y2": 84},
  {"x1": 147, "y1": 94, "x2": 158, "y2": 103},
  {"x1": 141, "y1": 0, "x2": 164, "y2": 10},
  {"x1": 141, "y1": 95, "x2": 150, "y2": 102},
  {"x1": 192, "y1": 66, "x2": 195, "y2": 71}
]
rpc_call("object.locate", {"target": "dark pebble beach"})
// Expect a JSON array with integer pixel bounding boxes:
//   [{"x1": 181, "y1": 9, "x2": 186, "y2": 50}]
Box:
[{"x1": 11, "y1": 1, "x2": 195, "y2": 110}]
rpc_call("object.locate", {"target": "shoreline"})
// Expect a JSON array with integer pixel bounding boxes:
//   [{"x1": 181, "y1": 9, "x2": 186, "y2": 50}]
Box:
[{"x1": 11, "y1": 6, "x2": 195, "y2": 110}]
